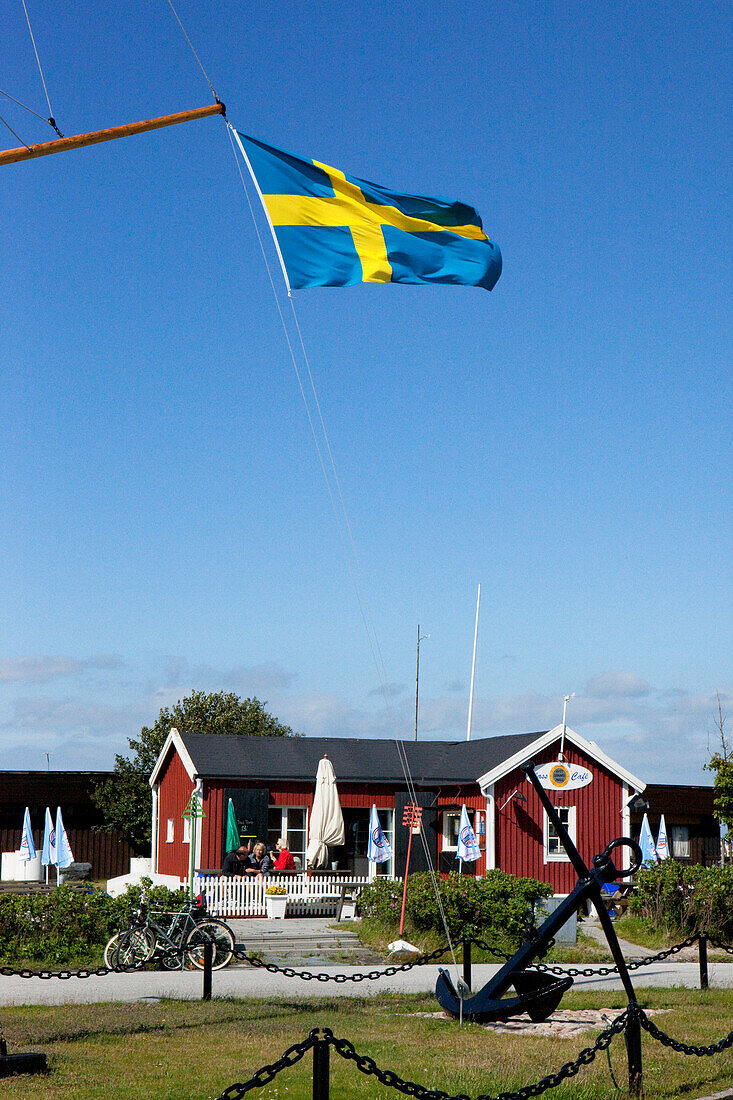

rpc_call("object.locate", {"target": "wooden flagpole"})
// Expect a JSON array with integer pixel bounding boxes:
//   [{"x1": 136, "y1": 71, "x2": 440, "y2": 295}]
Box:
[{"x1": 0, "y1": 102, "x2": 224, "y2": 166}]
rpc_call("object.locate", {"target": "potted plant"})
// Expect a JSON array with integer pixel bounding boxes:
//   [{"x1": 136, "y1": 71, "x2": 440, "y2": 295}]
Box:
[{"x1": 265, "y1": 884, "x2": 288, "y2": 919}]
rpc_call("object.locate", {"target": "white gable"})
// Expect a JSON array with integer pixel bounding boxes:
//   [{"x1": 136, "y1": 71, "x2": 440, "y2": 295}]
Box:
[
  {"x1": 475, "y1": 724, "x2": 645, "y2": 793},
  {"x1": 149, "y1": 727, "x2": 197, "y2": 787}
]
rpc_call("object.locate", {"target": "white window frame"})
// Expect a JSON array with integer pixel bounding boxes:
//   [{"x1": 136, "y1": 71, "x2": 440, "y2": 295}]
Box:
[
  {"x1": 441, "y1": 810, "x2": 462, "y2": 852},
  {"x1": 183, "y1": 816, "x2": 190, "y2": 845},
  {"x1": 543, "y1": 806, "x2": 576, "y2": 863},
  {"x1": 670, "y1": 825, "x2": 690, "y2": 858},
  {"x1": 268, "y1": 806, "x2": 308, "y2": 868},
  {"x1": 166, "y1": 818, "x2": 174, "y2": 844},
  {"x1": 368, "y1": 808, "x2": 395, "y2": 877}
]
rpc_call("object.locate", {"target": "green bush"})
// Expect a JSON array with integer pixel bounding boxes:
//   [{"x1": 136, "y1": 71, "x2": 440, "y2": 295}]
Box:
[
  {"x1": 630, "y1": 861, "x2": 733, "y2": 941},
  {"x1": 359, "y1": 870, "x2": 552, "y2": 949},
  {"x1": 0, "y1": 878, "x2": 187, "y2": 965}
]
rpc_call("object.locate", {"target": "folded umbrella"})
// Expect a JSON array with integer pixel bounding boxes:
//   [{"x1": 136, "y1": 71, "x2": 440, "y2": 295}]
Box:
[{"x1": 306, "y1": 755, "x2": 345, "y2": 868}]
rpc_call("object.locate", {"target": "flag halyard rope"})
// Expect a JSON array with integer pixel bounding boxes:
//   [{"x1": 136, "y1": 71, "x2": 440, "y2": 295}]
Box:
[{"x1": 20, "y1": 0, "x2": 63, "y2": 135}]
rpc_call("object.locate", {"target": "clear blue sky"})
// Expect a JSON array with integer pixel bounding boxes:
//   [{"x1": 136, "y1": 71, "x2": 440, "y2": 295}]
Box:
[{"x1": 1, "y1": 1, "x2": 730, "y2": 784}]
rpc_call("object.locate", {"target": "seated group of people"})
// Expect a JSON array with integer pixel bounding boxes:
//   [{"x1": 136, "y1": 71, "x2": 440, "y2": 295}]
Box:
[{"x1": 221, "y1": 837, "x2": 297, "y2": 877}]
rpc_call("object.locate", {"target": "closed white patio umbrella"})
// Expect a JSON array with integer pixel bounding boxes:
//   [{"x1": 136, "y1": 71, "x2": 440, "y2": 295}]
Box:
[{"x1": 306, "y1": 755, "x2": 345, "y2": 869}]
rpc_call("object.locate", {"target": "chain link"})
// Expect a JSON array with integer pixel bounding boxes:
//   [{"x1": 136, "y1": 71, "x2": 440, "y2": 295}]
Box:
[
  {"x1": 213, "y1": 1014, "x2": 629, "y2": 1100},
  {"x1": 636, "y1": 1006, "x2": 733, "y2": 1057},
  {"x1": 703, "y1": 935, "x2": 733, "y2": 956},
  {"x1": 0, "y1": 964, "x2": 115, "y2": 979},
  {"x1": 231, "y1": 942, "x2": 452, "y2": 981},
  {"x1": 211, "y1": 1002, "x2": 733, "y2": 1100},
  {"x1": 531, "y1": 933, "x2": 702, "y2": 978},
  {"x1": 0, "y1": 929, "x2": 728, "y2": 982},
  {"x1": 213, "y1": 1034, "x2": 316, "y2": 1099}
]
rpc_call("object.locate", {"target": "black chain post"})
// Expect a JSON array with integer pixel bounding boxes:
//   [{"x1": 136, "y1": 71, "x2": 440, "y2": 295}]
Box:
[
  {"x1": 312, "y1": 1035, "x2": 330, "y2": 1100},
  {"x1": 626, "y1": 1004, "x2": 643, "y2": 1097},
  {"x1": 203, "y1": 941, "x2": 213, "y2": 1001},
  {"x1": 699, "y1": 935, "x2": 708, "y2": 990},
  {"x1": 463, "y1": 938, "x2": 472, "y2": 991}
]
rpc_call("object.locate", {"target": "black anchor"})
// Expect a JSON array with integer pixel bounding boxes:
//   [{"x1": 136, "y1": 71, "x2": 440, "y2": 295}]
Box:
[{"x1": 436, "y1": 759, "x2": 643, "y2": 1023}]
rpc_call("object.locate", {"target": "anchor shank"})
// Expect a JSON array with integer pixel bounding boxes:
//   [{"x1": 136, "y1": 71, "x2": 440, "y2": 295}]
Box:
[{"x1": 480, "y1": 877, "x2": 591, "y2": 1001}]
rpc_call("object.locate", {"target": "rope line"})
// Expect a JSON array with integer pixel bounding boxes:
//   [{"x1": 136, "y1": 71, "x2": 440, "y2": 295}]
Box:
[
  {"x1": 226, "y1": 121, "x2": 401, "y2": 725},
  {"x1": 20, "y1": 0, "x2": 61, "y2": 133},
  {"x1": 226, "y1": 123, "x2": 462, "y2": 985},
  {"x1": 165, "y1": 0, "x2": 220, "y2": 104},
  {"x1": 0, "y1": 112, "x2": 31, "y2": 149},
  {"x1": 0, "y1": 86, "x2": 51, "y2": 124}
]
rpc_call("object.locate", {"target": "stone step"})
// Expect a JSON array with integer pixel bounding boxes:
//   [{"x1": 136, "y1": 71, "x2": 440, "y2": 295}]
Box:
[{"x1": 236, "y1": 935, "x2": 363, "y2": 952}]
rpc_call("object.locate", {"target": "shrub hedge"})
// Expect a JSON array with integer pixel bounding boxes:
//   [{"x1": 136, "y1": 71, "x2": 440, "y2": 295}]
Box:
[
  {"x1": 630, "y1": 860, "x2": 733, "y2": 940},
  {"x1": 0, "y1": 878, "x2": 187, "y2": 965},
  {"x1": 358, "y1": 870, "x2": 552, "y2": 948}
]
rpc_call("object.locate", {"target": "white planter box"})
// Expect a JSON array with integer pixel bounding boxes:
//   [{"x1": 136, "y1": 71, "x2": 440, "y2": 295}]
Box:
[{"x1": 265, "y1": 895, "x2": 288, "y2": 919}]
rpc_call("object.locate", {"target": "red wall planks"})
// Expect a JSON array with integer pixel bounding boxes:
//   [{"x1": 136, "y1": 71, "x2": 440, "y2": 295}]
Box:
[
  {"x1": 156, "y1": 748, "x2": 194, "y2": 877},
  {"x1": 495, "y1": 744, "x2": 624, "y2": 892}
]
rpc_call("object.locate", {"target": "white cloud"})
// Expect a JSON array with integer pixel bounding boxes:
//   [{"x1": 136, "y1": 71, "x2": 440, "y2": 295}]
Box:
[
  {"x1": 156, "y1": 658, "x2": 297, "y2": 697},
  {"x1": 583, "y1": 670, "x2": 651, "y2": 699},
  {"x1": 0, "y1": 656, "x2": 122, "y2": 685}
]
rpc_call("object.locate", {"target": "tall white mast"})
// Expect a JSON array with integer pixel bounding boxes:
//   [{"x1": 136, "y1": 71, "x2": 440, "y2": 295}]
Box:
[{"x1": 466, "y1": 584, "x2": 481, "y2": 741}]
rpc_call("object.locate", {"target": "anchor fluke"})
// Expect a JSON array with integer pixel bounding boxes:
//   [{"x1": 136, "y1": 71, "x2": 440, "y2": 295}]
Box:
[
  {"x1": 511, "y1": 969, "x2": 573, "y2": 1021},
  {"x1": 436, "y1": 967, "x2": 572, "y2": 1024}
]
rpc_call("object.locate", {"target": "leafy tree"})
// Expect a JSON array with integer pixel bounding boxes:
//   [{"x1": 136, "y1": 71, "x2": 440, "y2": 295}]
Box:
[
  {"x1": 93, "y1": 691, "x2": 294, "y2": 849},
  {"x1": 705, "y1": 692, "x2": 732, "y2": 856}
]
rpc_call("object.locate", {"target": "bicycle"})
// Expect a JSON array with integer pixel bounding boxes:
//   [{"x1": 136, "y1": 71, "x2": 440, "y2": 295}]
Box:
[{"x1": 105, "y1": 895, "x2": 235, "y2": 971}]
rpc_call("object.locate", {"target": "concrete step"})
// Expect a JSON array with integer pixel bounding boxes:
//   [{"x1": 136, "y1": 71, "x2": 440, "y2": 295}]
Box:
[{"x1": 226, "y1": 916, "x2": 382, "y2": 966}]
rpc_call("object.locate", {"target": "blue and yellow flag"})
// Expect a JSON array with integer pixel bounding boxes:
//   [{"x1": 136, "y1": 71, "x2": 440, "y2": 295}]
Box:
[{"x1": 235, "y1": 131, "x2": 502, "y2": 292}]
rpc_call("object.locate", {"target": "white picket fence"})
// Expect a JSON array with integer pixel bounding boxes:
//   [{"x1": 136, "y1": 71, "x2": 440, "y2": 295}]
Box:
[{"x1": 190, "y1": 872, "x2": 373, "y2": 917}]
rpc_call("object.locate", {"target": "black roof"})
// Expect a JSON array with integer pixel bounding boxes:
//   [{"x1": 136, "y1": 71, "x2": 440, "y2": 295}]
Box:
[{"x1": 179, "y1": 731, "x2": 545, "y2": 785}]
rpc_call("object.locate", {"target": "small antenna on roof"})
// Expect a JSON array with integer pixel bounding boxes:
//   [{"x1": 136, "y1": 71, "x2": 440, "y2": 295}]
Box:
[{"x1": 558, "y1": 693, "x2": 575, "y2": 760}]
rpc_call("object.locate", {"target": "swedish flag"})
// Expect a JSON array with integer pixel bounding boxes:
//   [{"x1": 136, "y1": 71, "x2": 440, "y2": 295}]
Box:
[{"x1": 235, "y1": 132, "x2": 502, "y2": 292}]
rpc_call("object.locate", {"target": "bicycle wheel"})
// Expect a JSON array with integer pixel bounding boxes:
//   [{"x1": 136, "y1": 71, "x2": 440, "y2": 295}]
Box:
[
  {"x1": 185, "y1": 919, "x2": 235, "y2": 970},
  {"x1": 160, "y1": 939, "x2": 185, "y2": 970},
  {"x1": 111, "y1": 928, "x2": 156, "y2": 970},
  {"x1": 104, "y1": 933, "x2": 122, "y2": 969}
]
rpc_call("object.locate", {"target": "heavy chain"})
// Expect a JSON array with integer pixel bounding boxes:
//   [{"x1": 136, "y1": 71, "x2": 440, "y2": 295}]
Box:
[
  {"x1": 703, "y1": 935, "x2": 733, "y2": 956},
  {"x1": 469, "y1": 938, "x2": 512, "y2": 961},
  {"x1": 319, "y1": 1014, "x2": 629, "y2": 1100},
  {"x1": 0, "y1": 964, "x2": 114, "y2": 979},
  {"x1": 213, "y1": 1034, "x2": 316, "y2": 1099},
  {"x1": 531, "y1": 933, "x2": 702, "y2": 978},
  {"x1": 636, "y1": 1005, "x2": 733, "y2": 1056},
  {"x1": 231, "y1": 942, "x2": 451, "y2": 981}
]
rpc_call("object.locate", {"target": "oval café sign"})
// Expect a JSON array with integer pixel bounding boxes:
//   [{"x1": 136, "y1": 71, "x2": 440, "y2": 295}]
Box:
[{"x1": 535, "y1": 762, "x2": 593, "y2": 790}]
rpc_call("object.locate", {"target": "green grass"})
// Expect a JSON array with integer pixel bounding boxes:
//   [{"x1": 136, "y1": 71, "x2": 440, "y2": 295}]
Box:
[
  {"x1": 354, "y1": 918, "x2": 616, "y2": 965},
  {"x1": 2, "y1": 990, "x2": 733, "y2": 1099}
]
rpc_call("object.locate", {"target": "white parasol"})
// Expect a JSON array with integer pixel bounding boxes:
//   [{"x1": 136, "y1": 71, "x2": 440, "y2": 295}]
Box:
[{"x1": 306, "y1": 755, "x2": 345, "y2": 868}]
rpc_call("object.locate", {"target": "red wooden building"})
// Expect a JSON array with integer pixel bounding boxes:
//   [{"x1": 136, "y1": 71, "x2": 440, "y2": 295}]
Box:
[{"x1": 151, "y1": 724, "x2": 645, "y2": 893}]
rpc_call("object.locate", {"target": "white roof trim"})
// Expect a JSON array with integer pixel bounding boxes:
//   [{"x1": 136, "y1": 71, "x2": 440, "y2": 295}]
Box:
[
  {"x1": 476, "y1": 725, "x2": 646, "y2": 793},
  {"x1": 149, "y1": 727, "x2": 197, "y2": 788}
]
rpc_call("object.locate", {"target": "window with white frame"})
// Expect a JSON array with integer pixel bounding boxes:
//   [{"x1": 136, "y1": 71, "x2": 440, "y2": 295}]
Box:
[
  {"x1": 544, "y1": 806, "x2": 576, "y2": 862},
  {"x1": 670, "y1": 825, "x2": 690, "y2": 858},
  {"x1": 442, "y1": 811, "x2": 462, "y2": 851},
  {"x1": 166, "y1": 818, "x2": 174, "y2": 843},
  {"x1": 267, "y1": 806, "x2": 308, "y2": 869},
  {"x1": 183, "y1": 816, "x2": 190, "y2": 844},
  {"x1": 371, "y1": 808, "x2": 395, "y2": 876}
]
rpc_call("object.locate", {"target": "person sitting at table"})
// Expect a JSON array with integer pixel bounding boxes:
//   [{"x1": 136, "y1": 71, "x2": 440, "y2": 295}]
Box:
[
  {"x1": 271, "y1": 837, "x2": 297, "y2": 872},
  {"x1": 244, "y1": 841, "x2": 274, "y2": 877},
  {"x1": 221, "y1": 842, "x2": 252, "y2": 876}
]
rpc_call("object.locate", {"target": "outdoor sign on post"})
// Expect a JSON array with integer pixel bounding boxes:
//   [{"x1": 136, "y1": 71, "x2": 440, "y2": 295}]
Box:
[
  {"x1": 183, "y1": 792, "x2": 205, "y2": 899},
  {"x1": 398, "y1": 804, "x2": 422, "y2": 936}
]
